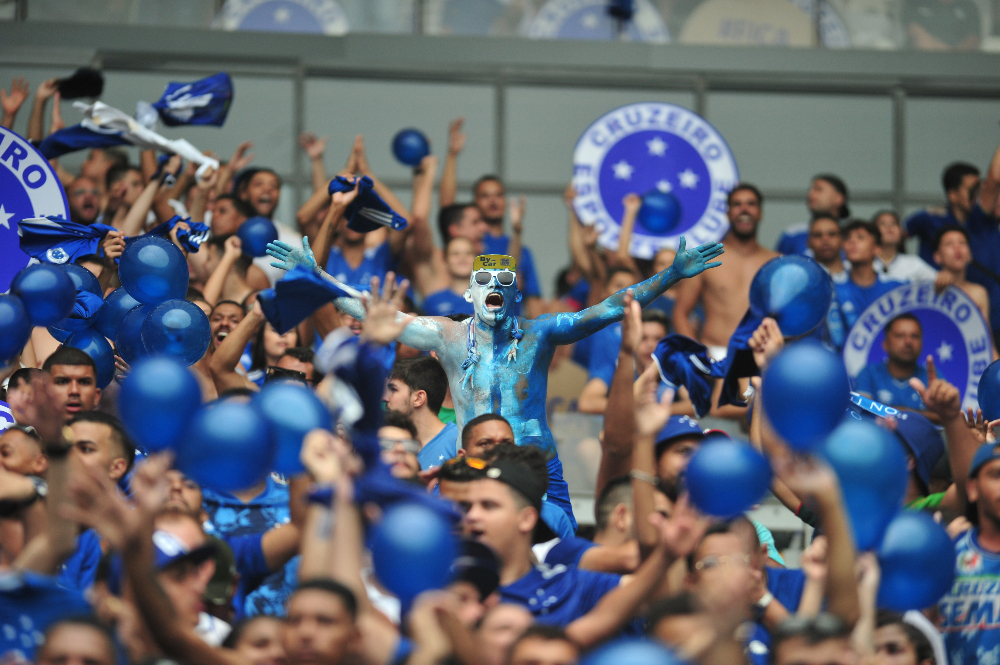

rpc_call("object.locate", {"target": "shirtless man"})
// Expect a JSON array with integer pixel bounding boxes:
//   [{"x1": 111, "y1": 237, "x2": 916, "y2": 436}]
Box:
[
  {"x1": 934, "y1": 226, "x2": 998, "y2": 359},
  {"x1": 672, "y1": 184, "x2": 777, "y2": 359}
]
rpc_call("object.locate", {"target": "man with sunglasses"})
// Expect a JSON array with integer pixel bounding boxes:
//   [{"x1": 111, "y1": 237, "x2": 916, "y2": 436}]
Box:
[{"x1": 267, "y1": 238, "x2": 724, "y2": 529}]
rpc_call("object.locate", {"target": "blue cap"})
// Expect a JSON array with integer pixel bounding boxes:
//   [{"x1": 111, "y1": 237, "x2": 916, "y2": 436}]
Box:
[
  {"x1": 970, "y1": 442, "x2": 1000, "y2": 479},
  {"x1": 655, "y1": 415, "x2": 705, "y2": 459},
  {"x1": 891, "y1": 413, "x2": 944, "y2": 490},
  {"x1": 151, "y1": 530, "x2": 216, "y2": 570}
]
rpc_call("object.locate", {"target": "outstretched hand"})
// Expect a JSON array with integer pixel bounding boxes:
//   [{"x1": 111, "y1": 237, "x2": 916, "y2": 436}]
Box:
[
  {"x1": 267, "y1": 237, "x2": 319, "y2": 274},
  {"x1": 360, "y1": 272, "x2": 411, "y2": 345},
  {"x1": 671, "y1": 236, "x2": 724, "y2": 279}
]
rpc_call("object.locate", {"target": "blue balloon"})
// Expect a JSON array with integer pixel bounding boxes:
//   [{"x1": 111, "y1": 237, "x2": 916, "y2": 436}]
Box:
[
  {"x1": 978, "y1": 359, "x2": 1000, "y2": 421},
  {"x1": 684, "y1": 437, "x2": 772, "y2": 518},
  {"x1": 637, "y1": 190, "x2": 682, "y2": 235},
  {"x1": 749, "y1": 256, "x2": 833, "y2": 337},
  {"x1": 116, "y1": 305, "x2": 153, "y2": 366},
  {"x1": 371, "y1": 503, "x2": 457, "y2": 607},
  {"x1": 236, "y1": 216, "x2": 279, "y2": 258},
  {"x1": 92, "y1": 287, "x2": 141, "y2": 340},
  {"x1": 65, "y1": 328, "x2": 115, "y2": 389},
  {"x1": 762, "y1": 341, "x2": 850, "y2": 452},
  {"x1": 254, "y1": 381, "x2": 332, "y2": 476},
  {"x1": 60, "y1": 263, "x2": 103, "y2": 297},
  {"x1": 141, "y1": 300, "x2": 211, "y2": 366},
  {"x1": 581, "y1": 639, "x2": 685, "y2": 665},
  {"x1": 47, "y1": 326, "x2": 72, "y2": 343},
  {"x1": 176, "y1": 400, "x2": 275, "y2": 492},
  {"x1": 119, "y1": 236, "x2": 189, "y2": 305},
  {"x1": 821, "y1": 420, "x2": 908, "y2": 551},
  {"x1": 0, "y1": 295, "x2": 31, "y2": 364},
  {"x1": 877, "y1": 511, "x2": 955, "y2": 611},
  {"x1": 391, "y1": 128, "x2": 430, "y2": 167},
  {"x1": 11, "y1": 264, "x2": 76, "y2": 326},
  {"x1": 118, "y1": 357, "x2": 202, "y2": 453}
]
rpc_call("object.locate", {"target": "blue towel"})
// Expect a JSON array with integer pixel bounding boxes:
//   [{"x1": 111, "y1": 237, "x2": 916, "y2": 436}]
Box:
[
  {"x1": 18, "y1": 216, "x2": 117, "y2": 264},
  {"x1": 152, "y1": 72, "x2": 233, "y2": 127},
  {"x1": 37, "y1": 124, "x2": 130, "y2": 159},
  {"x1": 328, "y1": 175, "x2": 408, "y2": 233},
  {"x1": 258, "y1": 267, "x2": 357, "y2": 334},
  {"x1": 132, "y1": 216, "x2": 210, "y2": 253}
]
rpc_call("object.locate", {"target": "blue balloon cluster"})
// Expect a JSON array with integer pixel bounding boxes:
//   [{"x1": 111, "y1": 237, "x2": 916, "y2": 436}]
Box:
[
  {"x1": 749, "y1": 255, "x2": 833, "y2": 337},
  {"x1": 116, "y1": 305, "x2": 153, "y2": 366},
  {"x1": 877, "y1": 511, "x2": 955, "y2": 611},
  {"x1": 371, "y1": 503, "x2": 457, "y2": 608},
  {"x1": 637, "y1": 191, "x2": 681, "y2": 235},
  {"x1": 93, "y1": 288, "x2": 141, "y2": 339},
  {"x1": 979, "y1": 359, "x2": 1000, "y2": 421},
  {"x1": 0, "y1": 295, "x2": 31, "y2": 364},
  {"x1": 392, "y1": 128, "x2": 430, "y2": 167},
  {"x1": 141, "y1": 300, "x2": 211, "y2": 366},
  {"x1": 821, "y1": 420, "x2": 908, "y2": 551},
  {"x1": 176, "y1": 400, "x2": 276, "y2": 492},
  {"x1": 254, "y1": 381, "x2": 333, "y2": 476},
  {"x1": 685, "y1": 437, "x2": 772, "y2": 518},
  {"x1": 237, "y1": 216, "x2": 279, "y2": 258},
  {"x1": 11, "y1": 264, "x2": 76, "y2": 327},
  {"x1": 762, "y1": 341, "x2": 850, "y2": 452},
  {"x1": 119, "y1": 236, "x2": 189, "y2": 305},
  {"x1": 118, "y1": 357, "x2": 202, "y2": 453}
]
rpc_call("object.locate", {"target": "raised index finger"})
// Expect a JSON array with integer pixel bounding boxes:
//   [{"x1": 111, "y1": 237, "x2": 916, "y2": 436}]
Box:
[{"x1": 926, "y1": 355, "x2": 937, "y2": 383}]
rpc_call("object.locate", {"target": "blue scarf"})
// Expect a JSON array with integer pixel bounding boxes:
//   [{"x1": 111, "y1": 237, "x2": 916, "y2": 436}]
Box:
[{"x1": 327, "y1": 175, "x2": 408, "y2": 233}]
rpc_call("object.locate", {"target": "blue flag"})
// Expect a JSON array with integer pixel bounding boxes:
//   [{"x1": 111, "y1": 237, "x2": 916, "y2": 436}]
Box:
[
  {"x1": 18, "y1": 216, "x2": 117, "y2": 264},
  {"x1": 328, "y1": 175, "x2": 408, "y2": 233},
  {"x1": 152, "y1": 73, "x2": 233, "y2": 127},
  {"x1": 129, "y1": 215, "x2": 210, "y2": 253},
  {"x1": 258, "y1": 267, "x2": 359, "y2": 334},
  {"x1": 37, "y1": 122, "x2": 130, "y2": 159}
]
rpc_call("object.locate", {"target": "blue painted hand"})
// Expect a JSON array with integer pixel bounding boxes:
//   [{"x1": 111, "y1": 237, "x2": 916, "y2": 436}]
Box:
[
  {"x1": 671, "y1": 236, "x2": 725, "y2": 279},
  {"x1": 267, "y1": 237, "x2": 319, "y2": 274}
]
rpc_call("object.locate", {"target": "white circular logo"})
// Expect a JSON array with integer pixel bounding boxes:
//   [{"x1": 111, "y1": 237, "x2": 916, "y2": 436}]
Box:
[
  {"x1": 572, "y1": 102, "x2": 739, "y2": 259},
  {"x1": 843, "y1": 284, "x2": 992, "y2": 411},
  {"x1": 524, "y1": 0, "x2": 669, "y2": 43},
  {"x1": 45, "y1": 247, "x2": 69, "y2": 264},
  {"x1": 213, "y1": 0, "x2": 349, "y2": 35}
]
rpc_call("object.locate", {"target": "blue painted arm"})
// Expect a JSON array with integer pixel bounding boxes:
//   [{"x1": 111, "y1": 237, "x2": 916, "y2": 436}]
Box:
[{"x1": 547, "y1": 237, "x2": 724, "y2": 345}]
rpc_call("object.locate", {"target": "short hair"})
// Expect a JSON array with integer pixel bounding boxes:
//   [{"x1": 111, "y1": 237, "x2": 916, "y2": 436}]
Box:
[
  {"x1": 509, "y1": 625, "x2": 574, "y2": 662},
  {"x1": 932, "y1": 224, "x2": 971, "y2": 253},
  {"x1": 645, "y1": 591, "x2": 701, "y2": 631},
  {"x1": 773, "y1": 613, "x2": 852, "y2": 654},
  {"x1": 218, "y1": 387, "x2": 256, "y2": 399},
  {"x1": 461, "y1": 413, "x2": 512, "y2": 449},
  {"x1": 281, "y1": 347, "x2": 321, "y2": 380},
  {"x1": 294, "y1": 578, "x2": 358, "y2": 620},
  {"x1": 605, "y1": 265, "x2": 638, "y2": 288},
  {"x1": 102, "y1": 148, "x2": 129, "y2": 171},
  {"x1": 215, "y1": 193, "x2": 255, "y2": 218},
  {"x1": 43, "y1": 346, "x2": 97, "y2": 375},
  {"x1": 438, "y1": 457, "x2": 489, "y2": 482},
  {"x1": 41, "y1": 616, "x2": 116, "y2": 661},
  {"x1": 473, "y1": 175, "x2": 504, "y2": 195},
  {"x1": 7, "y1": 367, "x2": 42, "y2": 392},
  {"x1": 69, "y1": 411, "x2": 136, "y2": 472},
  {"x1": 235, "y1": 167, "x2": 283, "y2": 196},
  {"x1": 382, "y1": 410, "x2": 418, "y2": 440},
  {"x1": 74, "y1": 254, "x2": 104, "y2": 267},
  {"x1": 105, "y1": 163, "x2": 140, "y2": 191},
  {"x1": 875, "y1": 611, "x2": 934, "y2": 664},
  {"x1": 4, "y1": 424, "x2": 42, "y2": 446},
  {"x1": 727, "y1": 183, "x2": 763, "y2": 207},
  {"x1": 886, "y1": 313, "x2": 922, "y2": 335},
  {"x1": 446, "y1": 313, "x2": 471, "y2": 322},
  {"x1": 808, "y1": 214, "x2": 840, "y2": 231},
  {"x1": 841, "y1": 219, "x2": 881, "y2": 245},
  {"x1": 438, "y1": 203, "x2": 474, "y2": 246},
  {"x1": 686, "y1": 521, "x2": 733, "y2": 573},
  {"x1": 641, "y1": 308, "x2": 670, "y2": 335},
  {"x1": 943, "y1": 162, "x2": 980, "y2": 193},
  {"x1": 389, "y1": 357, "x2": 449, "y2": 415},
  {"x1": 211, "y1": 299, "x2": 246, "y2": 316},
  {"x1": 222, "y1": 616, "x2": 281, "y2": 649},
  {"x1": 595, "y1": 476, "x2": 632, "y2": 531}
]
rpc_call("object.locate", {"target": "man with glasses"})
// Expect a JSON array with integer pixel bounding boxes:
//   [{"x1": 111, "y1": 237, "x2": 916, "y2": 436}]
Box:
[
  {"x1": 268, "y1": 237, "x2": 723, "y2": 530},
  {"x1": 377, "y1": 411, "x2": 421, "y2": 481}
]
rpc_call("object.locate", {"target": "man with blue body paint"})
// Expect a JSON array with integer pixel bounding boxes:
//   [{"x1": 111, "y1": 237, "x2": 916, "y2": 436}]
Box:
[{"x1": 266, "y1": 240, "x2": 724, "y2": 528}]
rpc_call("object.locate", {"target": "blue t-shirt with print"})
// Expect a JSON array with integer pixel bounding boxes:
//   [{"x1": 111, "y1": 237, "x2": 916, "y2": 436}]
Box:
[
  {"x1": 767, "y1": 566, "x2": 806, "y2": 613},
  {"x1": 0, "y1": 571, "x2": 93, "y2": 663},
  {"x1": 500, "y1": 562, "x2": 620, "y2": 626},
  {"x1": 201, "y1": 474, "x2": 297, "y2": 619},
  {"x1": 422, "y1": 290, "x2": 474, "y2": 317},
  {"x1": 853, "y1": 361, "x2": 928, "y2": 410},
  {"x1": 417, "y1": 421, "x2": 459, "y2": 470},
  {"x1": 939, "y1": 528, "x2": 1000, "y2": 665},
  {"x1": 834, "y1": 276, "x2": 906, "y2": 330},
  {"x1": 325, "y1": 241, "x2": 395, "y2": 286},
  {"x1": 775, "y1": 223, "x2": 811, "y2": 256}
]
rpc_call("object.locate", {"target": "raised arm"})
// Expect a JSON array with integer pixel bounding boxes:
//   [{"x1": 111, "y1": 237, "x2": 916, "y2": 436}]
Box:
[
  {"x1": 547, "y1": 237, "x2": 723, "y2": 345},
  {"x1": 1, "y1": 77, "x2": 29, "y2": 130},
  {"x1": 978, "y1": 120, "x2": 1000, "y2": 216},
  {"x1": 354, "y1": 135, "x2": 409, "y2": 218},
  {"x1": 440, "y1": 118, "x2": 464, "y2": 207},
  {"x1": 611, "y1": 194, "x2": 641, "y2": 274},
  {"x1": 390, "y1": 154, "x2": 436, "y2": 258},
  {"x1": 26, "y1": 78, "x2": 57, "y2": 142},
  {"x1": 208, "y1": 300, "x2": 264, "y2": 393}
]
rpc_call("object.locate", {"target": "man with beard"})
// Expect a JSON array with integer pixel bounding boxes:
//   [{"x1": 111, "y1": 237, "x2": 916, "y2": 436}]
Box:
[
  {"x1": 66, "y1": 176, "x2": 101, "y2": 225},
  {"x1": 672, "y1": 184, "x2": 778, "y2": 360}
]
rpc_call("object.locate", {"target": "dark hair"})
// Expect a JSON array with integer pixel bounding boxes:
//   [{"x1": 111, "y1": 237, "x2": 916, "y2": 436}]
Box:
[
  {"x1": 645, "y1": 592, "x2": 701, "y2": 631},
  {"x1": 686, "y1": 521, "x2": 733, "y2": 573},
  {"x1": 211, "y1": 300, "x2": 246, "y2": 316},
  {"x1": 438, "y1": 203, "x2": 474, "y2": 246},
  {"x1": 886, "y1": 313, "x2": 922, "y2": 335},
  {"x1": 207, "y1": 234, "x2": 253, "y2": 272},
  {"x1": 294, "y1": 578, "x2": 358, "y2": 620},
  {"x1": 813, "y1": 174, "x2": 850, "y2": 219},
  {"x1": 74, "y1": 254, "x2": 104, "y2": 267},
  {"x1": 932, "y1": 224, "x2": 971, "y2": 253},
  {"x1": 105, "y1": 163, "x2": 140, "y2": 191},
  {"x1": 7, "y1": 367, "x2": 42, "y2": 392},
  {"x1": 382, "y1": 410, "x2": 419, "y2": 440},
  {"x1": 389, "y1": 357, "x2": 449, "y2": 415},
  {"x1": 595, "y1": 476, "x2": 632, "y2": 532},
  {"x1": 604, "y1": 265, "x2": 638, "y2": 288},
  {"x1": 281, "y1": 347, "x2": 322, "y2": 381},
  {"x1": 841, "y1": 219, "x2": 881, "y2": 245},
  {"x1": 69, "y1": 411, "x2": 136, "y2": 472},
  {"x1": 461, "y1": 413, "x2": 512, "y2": 449},
  {"x1": 871, "y1": 209, "x2": 906, "y2": 252},
  {"x1": 41, "y1": 616, "x2": 116, "y2": 660},
  {"x1": 773, "y1": 613, "x2": 852, "y2": 653},
  {"x1": 488, "y1": 442, "x2": 550, "y2": 506},
  {"x1": 446, "y1": 313, "x2": 471, "y2": 322},
  {"x1": 727, "y1": 183, "x2": 763, "y2": 208},
  {"x1": 555, "y1": 266, "x2": 577, "y2": 299},
  {"x1": 943, "y1": 162, "x2": 980, "y2": 193},
  {"x1": 222, "y1": 616, "x2": 282, "y2": 650},
  {"x1": 641, "y1": 308, "x2": 670, "y2": 335},
  {"x1": 509, "y1": 625, "x2": 575, "y2": 661},
  {"x1": 215, "y1": 193, "x2": 255, "y2": 218},
  {"x1": 875, "y1": 611, "x2": 934, "y2": 664},
  {"x1": 43, "y1": 346, "x2": 97, "y2": 375},
  {"x1": 473, "y1": 175, "x2": 505, "y2": 196},
  {"x1": 218, "y1": 387, "x2": 256, "y2": 399},
  {"x1": 438, "y1": 457, "x2": 489, "y2": 482},
  {"x1": 808, "y1": 214, "x2": 840, "y2": 231},
  {"x1": 235, "y1": 168, "x2": 283, "y2": 198},
  {"x1": 251, "y1": 320, "x2": 300, "y2": 373},
  {"x1": 4, "y1": 424, "x2": 42, "y2": 445}
]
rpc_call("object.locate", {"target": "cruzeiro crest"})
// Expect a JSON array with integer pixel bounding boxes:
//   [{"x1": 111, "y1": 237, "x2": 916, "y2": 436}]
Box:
[{"x1": 572, "y1": 102, "x2": 739, "y2": 259}]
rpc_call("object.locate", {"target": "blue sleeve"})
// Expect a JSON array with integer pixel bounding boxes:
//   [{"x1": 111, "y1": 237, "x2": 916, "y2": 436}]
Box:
[
  {"x1": 579, "y1": 569, "x2": 621, "y2": 614},
  {"x1": 545, "y1": 536, "x2": 597, "y2": 568},
  {"x1": 57, "y1": 529, "x2": 103, "y2": 592},
  {"x1": 519, "y1": 246, "x2": 542, "y2": 298},
  {"x1": 776, "y1": 232, "x2": 795, "y2": 255},
  {"x1": 766, "y1": 567, "x2": 806, "y2": 613},
  {"x1": 586, "y1": 325, "x2": 621, "y2": 385},
  {"x1": 853, "y1": 365, "x2": 875, "y2": 396},
  {"x1": 904, "y1": 210, "x2": 933, "y2": 239}
]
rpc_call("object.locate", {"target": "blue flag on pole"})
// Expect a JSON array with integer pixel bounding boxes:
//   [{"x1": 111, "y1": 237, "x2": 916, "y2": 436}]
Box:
[
  {"x1": 328, "y1": 175, "x2": 408, "y2": 233},
  {"x1": 18, "y1": 216, "x2": 117, "y2": 265},
  {"x1": 152, "y1": 73, "x2": 233, "y2": 127},
  {"x1": 37, "y1": 123, "x2": 131, "y2": 159}
]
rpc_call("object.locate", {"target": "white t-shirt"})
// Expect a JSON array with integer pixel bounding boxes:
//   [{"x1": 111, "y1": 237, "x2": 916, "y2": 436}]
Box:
[{"x1": 874, "y1": 253, "x2": 937, "y2": 283}]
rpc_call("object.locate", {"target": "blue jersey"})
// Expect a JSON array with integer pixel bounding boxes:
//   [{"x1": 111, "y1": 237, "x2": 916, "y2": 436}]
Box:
[
  {"x1": 202, "y1": 474, "x2": 296, "y2": 619},
  {"x1": 853, "y1": 361, "x2": 928, "y2": 410},
  {"x1": 543, "y1": 536, "x2": 597, "y2": 568},
  {"x1": 586, "y1": 322, "x2": 623, "y2": 386},
  {"x1": 417, "y1": 422, "x2": 459, "y2": 469},
  {"x1": 939, "y1": 528, "x2": 1000, "y2": 664},
  {"x1": 56, "y1": 528, "x2": 103, "y2": 593},
  {"x1": 766, "y1": 566, "x2": 806, "y2": 613},
  {"x1": 225, "y1": 532, "x2": 274, "y2": 617},
  {"x1": 325, "y1": 242, "x2": 395, "y2": 286},
  {"x1": 775, "y1": 223, "x2": 812, "y2": 256},
  {"x1": 0, "y1": 571, "x2": 93, "y2": 663},
  {"x1": 482, "y1": 235, "x2": 541, "y2": 316},
  {"x1": 500, "y1": 563, "x2": 620, "y2": 626},
  {"x1": 422, "y1": 289, "x2": 474, "y2": 317},
  {"x1": 834, "y1": 276, "x2": 906, "y2": 330}
]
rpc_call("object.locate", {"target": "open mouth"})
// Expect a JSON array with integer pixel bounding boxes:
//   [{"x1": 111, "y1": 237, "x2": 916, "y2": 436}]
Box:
[
  {"x1": 215, "y1": 330, "x2": 229, "y2": 344},
  {"x1": 65, "y1": 401, "x2": 82, "y2": 413},
  {"x1": 485, "y1": 293, "x2": 504, "y2": 310}
]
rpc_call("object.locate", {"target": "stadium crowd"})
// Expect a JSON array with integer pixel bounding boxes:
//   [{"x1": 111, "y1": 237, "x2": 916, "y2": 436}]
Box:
[{"x1": 3, "y1": 70, "x2": 1000, "y2": 665}]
